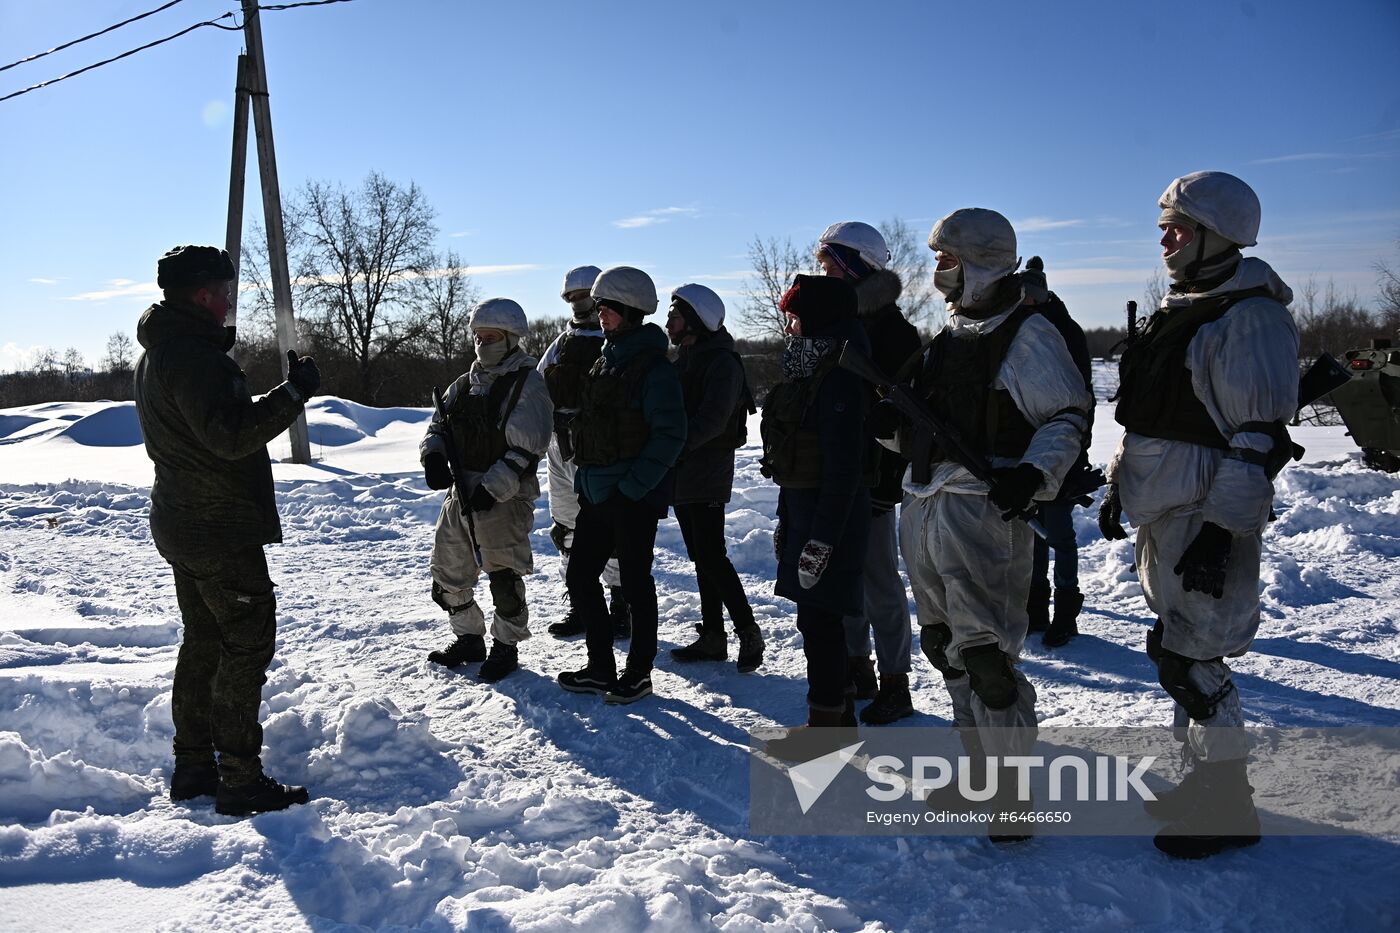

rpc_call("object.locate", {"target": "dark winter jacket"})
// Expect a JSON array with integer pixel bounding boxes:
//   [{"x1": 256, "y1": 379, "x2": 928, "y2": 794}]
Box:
[
  {"x1": 774, "y1": 315, "x2": 873, "y2": 616},
  {"x1": 855, "y1": 269, "x2": 923, "y2": 512},
  {"x1": 674, "y1": 327, "x2": 747, "y2": 506},
  {"x1": 574, "y1": 322, "x2": 687, "y2": 514},
  {"x1": 133, "y1": 299, "x2": 304, "y2": 558}
]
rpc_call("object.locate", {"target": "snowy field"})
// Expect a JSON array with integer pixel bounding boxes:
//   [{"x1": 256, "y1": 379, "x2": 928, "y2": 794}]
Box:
[{"x1": 0, "y1": 363, "x2": 1398, "y2": 932}]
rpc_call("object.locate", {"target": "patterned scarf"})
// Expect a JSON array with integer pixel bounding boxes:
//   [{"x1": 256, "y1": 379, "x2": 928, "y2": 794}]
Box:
[{"x1": 782, "y1": 335, "x2": 837, "y2": 380}]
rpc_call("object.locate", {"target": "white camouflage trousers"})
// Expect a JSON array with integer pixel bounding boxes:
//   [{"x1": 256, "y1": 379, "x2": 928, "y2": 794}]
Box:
[{"x1": 432, "y1": 486, "x2": 534, "y2": 645}]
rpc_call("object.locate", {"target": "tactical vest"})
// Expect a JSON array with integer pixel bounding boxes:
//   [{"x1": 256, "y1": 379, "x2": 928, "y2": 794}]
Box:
[
  {"x1": 447, "y1": 367, "x2": 530, "y2": 472},
  {"x1": 1114, "y1": 287, "x2": 1272, "y2": 449},
  {"x1": 569, "y1": 349, "x2": 662, "y2": 466},
  {"x1": 760, "y1": 355, "x2": 877, "y2": 489},
  {"x1": 544, "y1": 330, "x2": 605, "y2": 411},
  {"x1": 680, "y1": 346, "x2": 755, "y2": 454},
  {"x1": 909, "y1": 305, "x2": 1038, "y2": 471}
]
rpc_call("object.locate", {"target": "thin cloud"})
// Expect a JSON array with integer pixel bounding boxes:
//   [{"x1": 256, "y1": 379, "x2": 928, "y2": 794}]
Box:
[
  {"x1": 1251, "y1": 149, "x2": 1396, "y2": 165},
  {"x1": 63, "y1": 280, "x2": 160, "y2": 302},
  {"x1": 1013, "y1": 216, "x2": 1087, "y2": 233},
  {"x1": 613, "y1": 206, "x2": 699, "y2": 229},
  {"x1": 28, "y1": 277, "x2": 60, "y2": 285},
  {"x1": 448, "y1": 230, "x2": 477, "y2": 238}
]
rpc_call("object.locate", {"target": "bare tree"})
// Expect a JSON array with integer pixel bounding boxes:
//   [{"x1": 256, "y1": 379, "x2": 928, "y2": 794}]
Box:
[
  {"x1": 27, "y1": 347, "x2": 58, "y2": 374},
  {"x1": 293, "y1": 171, "x2": 438, "y2": 402},
  {"x1": 522, "y1": 315, "x2": 568, "y2": 360},
  {"x1": 61, "y1": 347, "x2": 85, "y2": 376},
  {"x1": 412, "y1": 249, "x2": 478, "y2": 365},
  {"x1": 879, "y1": 217, "x2": 937, "y2": 324},
  {"x1": 1375, "y1": 239, "x2": 1400, "y2": 333},
  {"x1": 103, "y1": 332, "x2": 134, "y2": 374},
  {"x1": 1143, "y1": 267, "x2": 1167, "y2": 311},
  {"x1": 739, "y1": 236, "x2": 815, "y2": 340}
]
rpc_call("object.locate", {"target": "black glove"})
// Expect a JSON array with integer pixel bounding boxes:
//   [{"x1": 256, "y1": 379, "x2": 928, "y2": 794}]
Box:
[
  {"x1": 773, "y1": 520, "x2": 786, "y2": 563},
  {"x1": 423, "y1": 452, "x2": 453, "y2": 490},
  {"x1": 468, "y1": 483, "x2": 497, "y2": 513},
  {"x1": 988, "y1": 463, "x2": 1043, "y2": 520},
  {"x1": 868, "y1": 398, "x2": 901, "y2": 441},
  {"x1": 286, "y1": 349, "x2": 320, "y2": 400},
  {"x1": 550, "y1": 521, "x2": 573, "y2": 556},
  {"x1": 1174, "y1": 521, "x2": 1233, "y2": 599},
  {"x1": 1098, "y1": 484, "x2": 1129, "y2": 541}
]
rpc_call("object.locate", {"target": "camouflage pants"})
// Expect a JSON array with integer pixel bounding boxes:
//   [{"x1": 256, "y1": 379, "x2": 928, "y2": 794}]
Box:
[{"x1": 164, "y1": 546, "x2": 277, "y2": 782}]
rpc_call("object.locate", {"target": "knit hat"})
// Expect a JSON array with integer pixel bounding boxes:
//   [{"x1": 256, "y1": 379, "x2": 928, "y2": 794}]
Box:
[{"x1": 157, "y1": 245, "x2": 234, "y2": 289}]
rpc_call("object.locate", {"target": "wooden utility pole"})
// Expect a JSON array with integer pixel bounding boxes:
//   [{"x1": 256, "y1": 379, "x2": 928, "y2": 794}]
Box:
[
  {"x1": 224, "y1": 54, "x2": 250, "y2": 351},
  {"x1": 241, "y1": 0, "x2": 311, "y2": 464}
]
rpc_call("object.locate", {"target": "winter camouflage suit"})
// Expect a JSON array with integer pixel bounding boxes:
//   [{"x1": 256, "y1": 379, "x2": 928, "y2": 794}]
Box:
[
  {"x1": 423, "y1": 348, "x2": 553, "y2": 644},
  {"x1": 134, "y1": 298, "x2": 307, "y2": 783}
]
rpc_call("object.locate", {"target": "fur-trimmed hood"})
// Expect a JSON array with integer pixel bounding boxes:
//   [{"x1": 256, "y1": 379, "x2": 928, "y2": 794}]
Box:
[{"x1": 854, "y1": 268, "x2": 904, "y2": 318}]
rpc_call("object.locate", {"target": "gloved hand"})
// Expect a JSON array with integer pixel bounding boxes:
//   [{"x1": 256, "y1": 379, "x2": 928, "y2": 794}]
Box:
[
  {"x1": 423, "y1": 452, "x2": 453, "y2": 490},
  {"x1": 1098, "y1": 484, "x2": 1129, "y2": 540},
  {"x1": 868, "y1": 398, "x2": 901, "y2": 441},
  {"x1": 550, "y1": 521, "x2": 573, "y2": 556},
  {"x1": 773, "y1": 521, "x2": 786, "y2": 563},
  {"x1": 468, "y1": 483, "x2": 497, "y2": 513},
  {"x1": 988, "y1": 463, "x2": 1043, "y2": 520},
  {"x1": 286, "y1": 349, "x2": 320, "y2": 400},
  {"x1": 797, "y1": 539, "x2": 833, "y2": 589},
  {"x1": 1174, "y1": 521, "x2": 1233, "y2": 599}
]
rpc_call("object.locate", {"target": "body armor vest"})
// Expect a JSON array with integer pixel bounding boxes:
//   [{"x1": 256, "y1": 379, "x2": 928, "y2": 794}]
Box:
[
  {"x1": 544, "y1": 330, "x2": 604, "y2": 411},
  {"x1": 760, "y1": 356, "x2": 877, "y2": 489},
  {"x1": 448, "y1": 368, "x2": 530, "y2": 472},
  {"x1": 681, "y1": 347, "x2": 754, "y2": 455},
  {"x1": 1114, "y1": 287, "x2": 1271, "y2": 449},
  {"x1": 569, "y1": 349, "x2": 662, "y2": 466}
]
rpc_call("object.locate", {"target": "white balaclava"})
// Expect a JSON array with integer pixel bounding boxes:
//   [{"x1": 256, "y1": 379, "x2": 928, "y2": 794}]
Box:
[
  {"x1": 470, "y1": 298, "x2": 527, "y2": 366},
  {"x1": 561, "y1": 265, "x2": 602, "y2": 322}
]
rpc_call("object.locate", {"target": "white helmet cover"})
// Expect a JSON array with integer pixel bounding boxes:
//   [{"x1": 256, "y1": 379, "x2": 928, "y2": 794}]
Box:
[
  {"x1": 927, "y1": 208, "x2": 1020, "y2": 306},
  {"x1": 470, "y1": 297, "x2": 528, "y2": 338},
  {"x1": 591, "y1": 265, "x2": 659, "y2": 314},
  {"x1": 561, "y1": 265, "x2": 602, "y2": 298},
  {"x1": 818, "y1": 221, "x2": 891, "y2": 270},
  {"x1": 671, "y1": 283, "x2": 725, "y2": 331},
  {"x1": 1157, "y1": 171, "x2": 1260, "y2": 247}
]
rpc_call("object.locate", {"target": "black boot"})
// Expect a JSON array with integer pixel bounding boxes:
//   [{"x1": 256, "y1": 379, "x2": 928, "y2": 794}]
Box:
[
  {"x1": 1026, "y1": 580, "x2": 1051, "y2": 634},
  {"x1": 215, "y1": 771, "x2": 310, "y2": 816},
  {"x1": 848, "y1": 656, "x2": 878, "y2": 700},
  {"x1": 478, "y1": 641, "x2": 519, "y2": 682},
  {"x1": 1154, "y1": 759, "x2": 1261, "y2": 859},
  {"x1": 764, "y1": 706, "x2": 859, "y2": 763},
  {"x1": 170, "y1": 761, "x2": 218, "y2": 801},
  {"x1": 924, "y1": 728, "x2": 989, "y2": 815},
  {"x1": 671, "y1": 624, "x2": 727, "y2": 662},
  {"x1": 736, "y1": 624, "x2": 765, "y2": 673},
  {"x1": 987, "y1": 765, "x2": 1036, "y2": 844},
  {"x1": 427, "y1": 633, "x2": 486, "y2": 667},
  {"x1": 860, "y1": 672, "x2": 915, "y2": 725},
  {"x1": 1144, "y1": 759, "x2": 1208, "y2": 822},
  {"x1": 548, "y1": 607, "x2": 586, "y2": 638},
  {"x1": 609, "y1": 586, "x2": 631, "y2": 641},
  {"x1": 1042, "y1": 589, "x2": 1083, "y2": 648}
]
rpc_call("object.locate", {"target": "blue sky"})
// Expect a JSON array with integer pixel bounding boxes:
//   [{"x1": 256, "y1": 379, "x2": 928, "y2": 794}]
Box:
[{"x1": 2, "y1": 0, "x2": 1398, "y2": 370}]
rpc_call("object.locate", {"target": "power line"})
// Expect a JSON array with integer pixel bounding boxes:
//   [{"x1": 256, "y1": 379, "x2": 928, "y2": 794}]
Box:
[
  {"x1": 0, "y1": 13, "x2": 241, "y2": 104},
  {"x1": 0, "y1": 1, "x2": 359, "y2": 106},
  {"x1": 0, "y1": 0, "x2": 190, "y2": 75}
]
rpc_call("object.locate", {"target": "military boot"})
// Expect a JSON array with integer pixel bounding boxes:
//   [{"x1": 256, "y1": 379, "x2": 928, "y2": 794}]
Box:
[
  {"x1": 860, "y1": 672, "x2": 915, "y2": 725},
  {"x1": 924, "y1": 728, "x2": 989, "y2": 815},
  {"x1": 1154, "y1": 759, "x2": 1261, "y2": 859},
  {"x1": 427, "y1": 633, "x2": 486, "y2": 667},
  {"x1": 169, "y1": 761, "x2": 218, "y2": 801},
  {"x1": 1042, "y1": 589, "x2": 1083, "y2": 648},
  {"x1": 1026, "y1": 580, "x2": 1051, "y2": 634},
  {"x1": 671, "y1": 624, "x2": 727, "y2": 662},
  {"x1": 215, "y1": 771, "x2": 310, "y2": 816},
  {"x1": 478, "y1": 641, "x2": 519, "y2": 683},
  {"x1": 609, "y1": 586, "x2": 632, "y2": 640},
  {"x1": 764, "y1": 706, "x2": 859, "y2": 763},
  {"x1": 848, "y1": 655, "x2": 878, "y2": 700},
  {"x1": 736, "y1": 624, "x2": 765, "y2": 673},
  {"x1": 548, "y1": 607, "x2": 586, "y2": 638},
  {"x1": 987, "y1": 765, "x2": 1036, "y2": 845}
]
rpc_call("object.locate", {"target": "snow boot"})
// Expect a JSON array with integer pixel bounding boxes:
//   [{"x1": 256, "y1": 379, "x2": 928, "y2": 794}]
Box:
[
  {"x1": 215, "y1": 771, "x2": 310, "y2": 817},
  {"x1": 671, "y1": 624, "x2": 727, "y2": 662},
  {"x1": 764, "y1": 706, "x2": 859, "y2": 763},
  {"x1": 170, "y1": 761, "x2": 218, "y2": 801},
  {"x1": 1026, "y1": 580, "x2": 1051, "y2": 634},
  {"x1": 849, "y1": 655, "x2": 878, "y2": 700},
  {"x1": 427, "y1": 633, "x2": 486, "y2": 667},
  {"x1": 924, "y1": 728, "x2": 989, "y2": 815},
  {"x1": 860, "y1": 672, "x2": 915, "y2": 725},
  {"x1": 987, "y1": 766, "x2": 1036, "y2": 845},
  {"x1": 1144, "y1": 759, "x2": 1209, "y2": 822},
  {"x1": 548, "y1": 607, "x2": 586, "y2": 638},
  {"x1": 478, "y1": 641, "x2": 519, "y2": 683},
  {"x1": 1042, "y1": 589, "x2": 1083, "y2": 648},
  {"x1": 1154, "y1": 759, "x2": 1261, "y2": 859},
  {"x1": 605, "y1": 670, "x2": 653, "y2": 705},
  {"x1": 609, "y1": 587, "x2": 632, "y2": 641},
  {"x1": 736, "y1": 624, "x2": 765, "y2": 673}
]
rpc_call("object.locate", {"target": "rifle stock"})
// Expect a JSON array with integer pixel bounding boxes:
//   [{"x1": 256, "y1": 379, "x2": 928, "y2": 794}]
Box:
[{"x1": 432, "y1": 385, "x2": 483, "y2": 564}]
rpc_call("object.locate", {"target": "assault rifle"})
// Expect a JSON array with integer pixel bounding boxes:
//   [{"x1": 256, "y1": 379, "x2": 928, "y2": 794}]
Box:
[
  {"x1": 432, "y1": 385, "x2": 483, "y2": 564},
  {"x1": 837, "y1": 342, "x2": 1106, "y2": 541}
]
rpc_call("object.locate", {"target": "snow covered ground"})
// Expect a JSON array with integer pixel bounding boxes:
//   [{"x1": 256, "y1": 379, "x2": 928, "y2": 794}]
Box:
[{"x1": 1, "y1": 365, "x2": 1398, "y2": 931}]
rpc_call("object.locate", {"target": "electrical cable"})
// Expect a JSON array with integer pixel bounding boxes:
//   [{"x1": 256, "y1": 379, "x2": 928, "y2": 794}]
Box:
[{"x1": 0, "y1": 0, "x2": 189, "y2": 75}]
